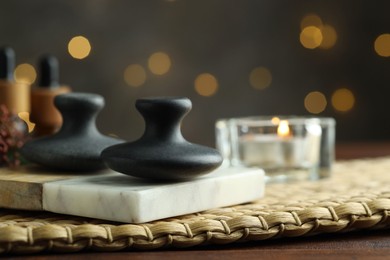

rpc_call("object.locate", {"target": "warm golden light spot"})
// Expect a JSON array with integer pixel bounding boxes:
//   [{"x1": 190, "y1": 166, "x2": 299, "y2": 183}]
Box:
[
  {"x1": 271, "y1": 117, "x2": 280, "y2": 125},
  {"x1": 249, "y1": 67, "x2": 272, "y2": 90},
  {"x1": 14, "y1": 63, "x2": 37, "y2": 84},
  {"x1": 277, "y1": 120, "x2": 290, "y2": 137},
  {"x1": 331, "y1": 88, "x2": 355, "y2": 112},
  {"x1": 148, "y1": 52, "x2": 171, "y2": 75},
  {"x1": 300, "y1": 26, "x2": 323, "y2": 49},
  {"x1": 304, "y1": 91, "x2": 327, "y2": 114},
  {"x1": 374, "y1": 34, "x2": 390, "y2": 57},
  {"x1": 68, "y1": 36, "x2": 91, "y2": 59},
  {"x1": 124, "y1": 64, "x2": 146, "y2": 87},
  {"x1": 300, "y1": 14, "x2": 323, "y2": 29},
  {"x1": 18, "y1": 112, "x2": 35, "y2": 133},
  {"x1": 194, "y1": 73, "x2": 218, "y2": 97},
  {"x1": 320, "y1": 25, "x2": 337, "y2": 49}
]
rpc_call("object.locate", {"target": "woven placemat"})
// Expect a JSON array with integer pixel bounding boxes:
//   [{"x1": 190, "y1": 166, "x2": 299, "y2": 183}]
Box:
[{"x1": 1, "y1": 157, "x2": 390, "y2": 254}]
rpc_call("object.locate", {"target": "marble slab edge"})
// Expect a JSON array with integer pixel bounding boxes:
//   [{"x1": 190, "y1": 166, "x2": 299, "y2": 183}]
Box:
[{"x1": 42, "y1": 167, "x2": 265, "y2": 223}]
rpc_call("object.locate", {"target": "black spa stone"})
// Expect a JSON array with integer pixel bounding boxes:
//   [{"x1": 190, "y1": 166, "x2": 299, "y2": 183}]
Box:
[
  {"x1": 101, "y1": 97, "x2": 223, "y2": 180},
  {"x1": 21, "y1": 93, "x2": 124, "y2": 171}
]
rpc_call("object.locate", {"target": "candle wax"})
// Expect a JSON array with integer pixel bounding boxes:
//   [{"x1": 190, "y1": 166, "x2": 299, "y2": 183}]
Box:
[{"x1": 238, "y1": 134, "x2": 309, "y2": 170}]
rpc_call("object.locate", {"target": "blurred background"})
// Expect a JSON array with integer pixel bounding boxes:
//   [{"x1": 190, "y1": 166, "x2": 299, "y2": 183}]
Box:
[{"x1": 0, "y1": 0, "x2": 389, "y2": 147}]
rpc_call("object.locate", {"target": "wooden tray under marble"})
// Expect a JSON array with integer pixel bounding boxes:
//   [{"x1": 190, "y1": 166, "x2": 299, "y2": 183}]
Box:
[
  {"x1": 0, "y1": 166, "x2": 88, "y2": 210},
  {"x1": 0, "y1": 166, "x2": 264, "y2": 223}
]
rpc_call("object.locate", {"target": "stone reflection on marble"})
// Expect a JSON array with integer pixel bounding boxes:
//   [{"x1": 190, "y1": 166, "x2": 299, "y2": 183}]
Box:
[{"x1": 43, "y1": 167, "x2": 265, "y2": 223}]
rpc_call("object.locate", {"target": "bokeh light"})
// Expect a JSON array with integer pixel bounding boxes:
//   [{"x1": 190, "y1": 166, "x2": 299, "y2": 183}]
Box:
[
  {"x1": 300, "y1": 14, "x2": 323, "y2": 29},
  {"x1": 124, "y1": 64, "x2": 146, "y2": 87},
  {"x1": 148, "y1": 52, "x2": 171, "y2": 75},
  {"x1": 300, "y1": 14, "x2": 337, "y2": 50},
  {"x1": 374, "y1": 34, "x2": 390, "y2": 57},
  {"x1": 300, "y1": 26, "x2": 323, "y2": 49},
  {"x1": 304, "y1": 91, "x2": 327, "y2": 114},
  {"x1": 320, "y1": 25, "x2": 337, "y2": 49},
  {"x1": 249, "y1": 67, "x2": 272, "y2": 90},
  {"x1": 18, "y1": 112, "x2": 35, "y2": 133},
  {"x1": 14, "y1": 63, "x2": 36, "y2": 84},
  {"x1": 271, "y1": 117, "x2": 280, "y2": 125},
  {"x1": 194, "y1": 73, "x2": 218, "y2": 97},
  {"x1": 68, "y1": 36, "x2": 91, "y2": 59},
  {"x1": 332, "y1": 88, "x2": 355, "y2": 112}
]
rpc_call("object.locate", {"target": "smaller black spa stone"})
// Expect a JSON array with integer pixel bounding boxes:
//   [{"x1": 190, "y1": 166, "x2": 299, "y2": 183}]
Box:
[
  {"x1": 21, "y1": 93, "x2": 124, "y2": 171},
  {"x1": 101, "y1": 97, "x2": 223, "y2": 181}
]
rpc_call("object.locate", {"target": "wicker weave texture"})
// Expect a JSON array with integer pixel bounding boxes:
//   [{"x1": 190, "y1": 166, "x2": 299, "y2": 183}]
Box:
[{"x1": 1, "y1": 157, "x2": 390, "y2": 254}]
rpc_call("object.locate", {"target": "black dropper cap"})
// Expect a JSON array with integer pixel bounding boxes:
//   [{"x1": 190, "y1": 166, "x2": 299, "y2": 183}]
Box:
[
  {"x1": 0, "y1": 46, "x2": 15, "y2": 81},
  {"x1": 38, "y1": 54, "x2": 60, "y2": 88}
]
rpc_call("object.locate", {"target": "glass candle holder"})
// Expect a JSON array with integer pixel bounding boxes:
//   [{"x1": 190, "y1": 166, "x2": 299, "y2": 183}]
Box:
[{"x1": 215, "y1": 116, "x2": 335, "y2": 183}]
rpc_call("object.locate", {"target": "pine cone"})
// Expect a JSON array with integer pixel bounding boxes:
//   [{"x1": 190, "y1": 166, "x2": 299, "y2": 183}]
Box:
[{"x1": 0, "y1": 105, "x2": 29, "y2": 167}]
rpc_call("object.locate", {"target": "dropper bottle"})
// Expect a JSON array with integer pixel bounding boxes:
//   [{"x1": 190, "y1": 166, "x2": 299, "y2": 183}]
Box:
[
  {"x1": 0, "y1": 46, "x2": 30, "y2": 114},
  {"x1": 30, "y1": 55, "x2": 71, "y2": 136}
]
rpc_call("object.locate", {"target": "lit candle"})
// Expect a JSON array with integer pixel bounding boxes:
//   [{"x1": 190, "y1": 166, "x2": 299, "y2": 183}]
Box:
[
  {"x1": 216, "y1": 116, "x2": 330, "y2": 182},
  {"x1": 278, "y1": 120, "x2": 305, "y2": 168},
  {"x1": 238, "y1": 119, "x2": 320, "y2": 171},
  {"x1": 238, "y1": 120, "x2": 292, "y2": 169},
  {"x1": 239, "y1": 134, "x2": 284, "y2": 168}
]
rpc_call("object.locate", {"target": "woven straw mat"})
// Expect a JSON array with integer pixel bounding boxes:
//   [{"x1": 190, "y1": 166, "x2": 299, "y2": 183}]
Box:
[{"x1": 1, "y1": 157, "x2": 390, "y2": 254}]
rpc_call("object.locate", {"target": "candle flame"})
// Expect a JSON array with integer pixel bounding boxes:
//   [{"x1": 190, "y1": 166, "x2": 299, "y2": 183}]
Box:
[{"x1": 277, "y1": 120, "x2": 290, "y2": 137}]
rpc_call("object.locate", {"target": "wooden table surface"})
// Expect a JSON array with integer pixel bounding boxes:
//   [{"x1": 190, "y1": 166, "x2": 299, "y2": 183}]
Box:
[{"x1": 8, "y1": 142, "x2": 390, "y2": 259}]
